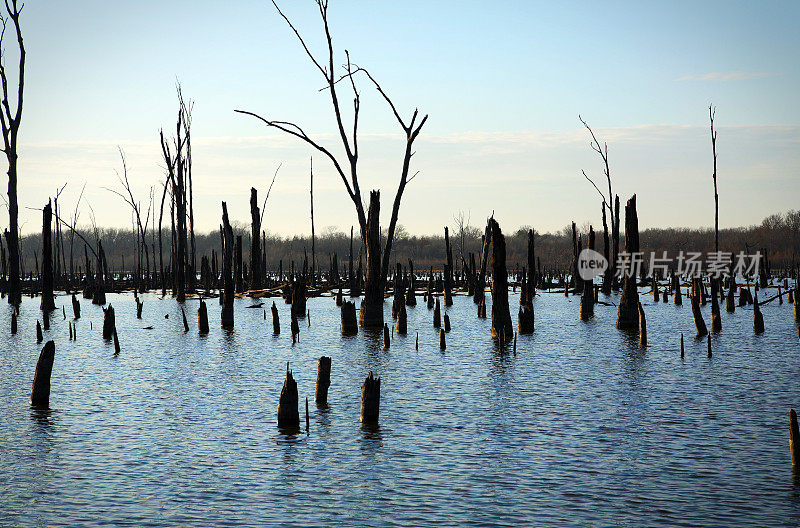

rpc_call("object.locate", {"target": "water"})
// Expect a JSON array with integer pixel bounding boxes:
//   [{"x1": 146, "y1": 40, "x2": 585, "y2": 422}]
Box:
[{"x1": 1, "y1": 288, "x2": 799, "y2": 527}]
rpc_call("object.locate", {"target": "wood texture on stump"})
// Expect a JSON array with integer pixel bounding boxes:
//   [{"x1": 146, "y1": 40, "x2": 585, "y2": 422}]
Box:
[
  {"x1": 272, "y1": 301, "x2": 280, "y2": 334},
  {"x1": 341, "y1": 301, "x2": 357, "y2": 335},
  {"x1": 615, "y1": 196, "x2": 640, "y2": 331},
  {"x1": 396, "y1": 304, "x2": 407, "y2": 334},
  {"x1": 710, "y1": 278, "x2": 721, "y2": 333},
  {"x1": 315, "y1": 356, "x2": 331, "y2": 407},
  {"x1": 358, "y1": 191, "x2": 384, "y2": 329},
  {"x1": 277, "y1": 366, "x2": 299, "y2": 428},
  {"x1": 489, "y1": 218, "x2": 513, "y2": 340},
  {"x1": 220, "y1": 202, "x2": 235, "y2": 329},
  {"x1": 360, "y1": 372, "x2": 380, "y2": 424},
  {"x1": 40, "y1": 201, "x2": 56, "y2": 312},
  {"x1": 198, "y1": 299, "x2": 209, "y2": 334},
  {"x1": 691, "y1": 281, "x2": 708, "y2": 338},
  {"x1": 753, "y1": 290, "x2": 765, "y2": 334},
  {"x1": 30, "y1": 341, "x2": 55, "y2": 408}
]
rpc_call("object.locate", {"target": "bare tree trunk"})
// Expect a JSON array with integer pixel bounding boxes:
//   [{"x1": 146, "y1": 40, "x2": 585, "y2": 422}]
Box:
[
  {"x1": 359, "y1": 191, "x2": 384, "y2": 328},
  {"x1": 221, "y1": 202, "x2": 234, "y2": 329},
  {"x1": 490, "y1": 218, "x2": 512, "y2": 341},
  {"x1": 310, "y1": 157, "x2": 316, "y2": 286},
  {"x1": 250, "y1": 187, "x2": 261, "y2": 289},
  {"x1": 40, "y1": 201, "x2": 55, "y2": 311},
  {"x1": 616, "y1": 195, "x2": 640, "y2": 330}
]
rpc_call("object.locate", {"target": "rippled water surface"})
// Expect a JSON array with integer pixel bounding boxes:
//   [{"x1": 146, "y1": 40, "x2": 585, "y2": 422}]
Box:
[{"x1": 2, "y1": 288, "x2": 800, "y2": 527}]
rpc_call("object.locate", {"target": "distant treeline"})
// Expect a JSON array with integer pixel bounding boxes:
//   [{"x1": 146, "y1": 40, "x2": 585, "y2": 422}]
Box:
[{"x1": 16, "y1": 210, "x2": 800, "y2": 276}]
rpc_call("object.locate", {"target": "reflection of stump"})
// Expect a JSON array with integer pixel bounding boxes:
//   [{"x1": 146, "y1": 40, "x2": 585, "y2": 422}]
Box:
[
  {"x1": 277, "y1": 365, "x2": 299, "y2": 428},
  {"x1": 444, "y1": 313, "x2": 451, "y2": 332},
  {"x1": 673, "y1": 275, "x2": 682, "y2": 306},
  {"x1": 360, "y1": 372, "x2": 380, "y2": 424},
  {"x1": 36, "y1": 321, "x2": 43, "y2": 343},
  {"x1": 680, "y1": 333, "x2": 684, "y2": 358},
  {"x1": 753, "y1": 290, "x2": 764, "y2": 334},
  {"x1": 11, "y1": 312, "x2": 17, "y2": 334},
  {"x1": 340, "y1": 301, "x2": 357, "y2": 335},
  {"x1": 72, "y1": 294, "x2": 81, "y2": 319},
  {"x1": 103, "y1": 304, "x2": 115, "y2": 340},
  {"x1": 30, "y1": 341, "x2": 55, "y2": 408},
  {"x1": 396, "y1": 304, "x2": 407, "y2": 335},
  {"x1": 439, "y1": 329, "x2": 446, "y2": 351},
  {"x1": 477, "y1": 298, "x2": 487, "y2": 319},
  {"x1": 113, "y1": 327, "x2": 120, "y2": 354},
  {"x1": 710, "y1": 279, "x2": 721, "y2": 333},
  {"x1": 291, "y1": 311, "x2": 300, "y2": 340},
  {"x1": 706, "y1": 334, "x2": 712, "y2": 358},
  {"x1": 383, "y1": 323, "x2": 390, "y2": 349},
  {"x1": 182, "y1": 307, "x2": 189, "y2": 332},
  {"x1": 791, "y1": 409, "x2": 800, "y2": 470},
  {"x1": 518, "y1": 305, "x2": 534, "y2": 334},
  {"x1": 198, "y1": 299, "x2": 209, "y2": 334},
  {"x1": 336, "y1": 287, "x2": 343, "y2": 307},
  {"x1": 315, "y1": 356, "x2": 331, "y2": 407},
  {"x1": 433, "y1": 298, "x2": 441, "y2": 328},
  {"x1": 638, "y1": 302, "x2": 647, "y2": 348},
  {"x1": 426, "y1": 294, "x2": 434, "y2": 309},
  {"x1": 43, "y1": 315, "x2": 49, "y2": 331}
]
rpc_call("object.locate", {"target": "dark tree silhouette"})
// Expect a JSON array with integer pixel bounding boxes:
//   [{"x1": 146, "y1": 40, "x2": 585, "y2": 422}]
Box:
[
  {"x1": 236, "y1": 0, "x2": 427, "y2": 328},
  {"x1": 0, "y1": 0, "x2": 24, "y2": 305}
]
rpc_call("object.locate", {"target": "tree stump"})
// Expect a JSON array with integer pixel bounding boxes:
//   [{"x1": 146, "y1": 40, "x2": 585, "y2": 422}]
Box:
[
  {"x1": 277, "y1": 365, "x2": 299, "y2": 428},
  {"x1": 315, "y1": 356, "x2": 331, "y2": 407},
  {"x1": 433, "y1": 298, "x2": 441, "y2": 328},
  {"x1": 753, "y1": 290, "x2": 765, "y2": 334},
  {"x1": 358, "y1": 191, "x2": 384, "y2": 329},
  {"x1": 439, "y1": 328, "x2": 446, "y2": 350},
  {"x1": 396, "y1": 303, "x2": 407, "y2": 335},
  {"x1": 103, "y1": 304, "x2": 115, "y2": 340},
  {"x1": 136, "y1": 298, "x2": 143, "y2": 319},
  {"x1": 360, "y1": 371, "x2": 380, "y2": 424},
  {"x1": 272, "y1": 301, "x2": 281, "y2": 334},
  {"x1": 518, "y1": 304, "x2": 534, "y2": 334},
  {"x1": 336, "y1": 286, "x2": 343, "y2": 307},
  {"x1": 36, "y1": 320, "x2": 43, "y2": 344},
  {"x1": 726, "y1": 275, "x2": 736, "y2": 313},
  {"x1": 706, "y1": 334, "x2": 712, "y2": 358},
  {"x1": 113, "y1": 327, "x2": 120, "y2": 355},
  {"x1": 444, "y1": 313, "x2": 451, "y2": 332},
  {"x1": 616, "y1": 196, "x2": 640, "y2": 330},
  {"x1": 691, "y1": 281, "x2": 708, "y2": 338},
  {"x1": 198, "y1": 299, "x2": 209, "y2": 334},
  {"x1": 182, "y1": 307, "x2": 189, "y2": 332},
  {"x1": 40, "y1": 201, "x2": 56, "y2": 312},
  {"x1": 383, "y1": 323, "x2": 390, "y2": 349},
  {"x1": 489, "y1": 218, "x2": 513, "y2": 340},
  {"x1": 43, "y1": 315, "x2": 50, "y2": 331},
  {"x1": 673, "y1": 275, "x2": 682, "y2": 306},
  {"x1": 680, "y1": 333, "x2": 684, "y2": 358},
  {"x1": 340, "y1": 301, "x2": 357, "y2": 335},
  {"x1": 30, "y1": 341, "x2": 55, "y2": 408},
  {"x1": 710, "y1": 278, "x2": 721, "y2": 333},
  {"x1": 291, "y1": 311, "x2": 300, "y2": 340}
]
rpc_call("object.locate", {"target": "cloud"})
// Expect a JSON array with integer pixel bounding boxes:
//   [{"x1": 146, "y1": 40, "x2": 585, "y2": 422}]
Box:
[{"x1": 675, "y1": 71, "x2": 776, "y2": 82}]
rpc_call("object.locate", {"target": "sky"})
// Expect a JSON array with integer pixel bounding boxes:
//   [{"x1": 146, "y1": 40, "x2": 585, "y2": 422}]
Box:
[{"x1": 9, "y1": 0, "x2": 800, "y2": 237}]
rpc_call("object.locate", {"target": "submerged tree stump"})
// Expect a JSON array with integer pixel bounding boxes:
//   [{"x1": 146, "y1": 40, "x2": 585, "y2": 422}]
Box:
[
  {"x1": 710, "y1": 278, "x2": 721, "y2": 333},
  {"x1": 396, "y1": 304, "x2": 407, "y2": 335},
  {"x1": 680, "y1": 333, "x2": 684, "y2": 358},
  {"x1": 691, "y1": 281, "x2": 708, "y2": 338},
  {"x1": 272, "y1": 301, "x2": 281, "y2": 334},
  {"x1": 136, "y1": 297, "x2": 143, "y2": 319},
  {"x1": 673, "y1": 275, "x2": 682, "y2": 306},
  {"x1": 706, "y1": 334, "x2": 712, "y2": 358},
  {"x1": 518, "y1": 304, "x2": 534, "y2": 334},
  {"x1": 440, "y1": 328, "x2": 446, "y2": 350},
  {"x1": 489, "y1": 218, "x2": 513, "y2": 340},
  {"x1": 291, "y1": 311, "x2": 300, "y2": 340},
  {"x1": 616, "y1": 196, "x2": 640, "y2": 331},
  {"x1": 315, "y1": 356, "x2": 331, "y2": 407},
  {"x1": 753, "y1": 290, "x2": 765, "y2": 334},
  {"x1": 36, "y1": 320, "x2": 43, "y2": 344},
  {"x1": 182, "y1": 307, "x2": 189, "y2": 332},
  {"x1": 113, "y1": 327, "x2": 120, "y2": 354},
  {"x1": 638, "y1": 301, "x2": 647, "y2": 348},
  {"x1": 444, "y1": 313, "x2": 451, "y2": 333},
  {"x1": 358, "y1": 191, "x2": 384, "y2": 329},
  {"x1": 383, "y1": 323, "x2": 390, "y2": 349},
  {"x1": 40, "y1": 201, "x2": 56, "y2": 312},
  {"x1": 340, "y1": 301, "x2": 357, "y2": 335},
  {"x1": 103, "y1": 304, "x2": 115, "y2": 340},
  {"x1": 406, "y1": 260, "x2": 417, "y2": 306},
  {"x1": 478, "y1": 298, "x2": 487, "y2": 319},
  {"x1": 277, "y1": 365, "x2": 299, "y2": 428},
  {"x1": 726, "y1": 275, "x2": 736, "y2": 313},
  {"x1": 433, "y1": 298, "x2": 441, "y2": 328},
  {"x1": 30, "y1": 341, "x2": 55, "y2": 408},
  {"x1": 360, "y1": 372, "x2": 381, "y2": 424},
  {"x1": 221, "y1": 202, "x2": 235, "y2": 329},
  {"x1": 198, "y1": 299, "x2": 209, "y2": 334}
]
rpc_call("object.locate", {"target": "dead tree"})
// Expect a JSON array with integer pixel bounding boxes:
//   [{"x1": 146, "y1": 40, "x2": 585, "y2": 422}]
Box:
[
  {"x1": 580, "y1": 115, "x2": 619, "y2": 285},
  {"x1": 249, "y1": 187, "x2": 261, "y2": 289},
  {"x1": 220, "y1": 202, "x2": 234, "y2": 329},
  {"x1": 236, "y1": 0, "x2": 427, "y2": 329},
  {"x1": 40, "y1": 200, "x2": 55, "y2": 311},
  {"x1": 310, "y1": 157, "x2": 316, "y2": 285},
  {"x1": 579, "y1": 226, "x2": 595, "y2": 321},
  {"x1": 616, "y1": 195, "x2": 640, "y2": 331},
  {"x1": 443, "y1": 226, "x2": 453, "y2": 306},
  {"x1": 1, "y1": 0, "x2": 25, "y2": 305},
  {"x1": 489, "y1": 218, "x2": 512, "y2": 341},
  {"x1": 709, "y1": 105, "x2": 722, "y2": 331}
]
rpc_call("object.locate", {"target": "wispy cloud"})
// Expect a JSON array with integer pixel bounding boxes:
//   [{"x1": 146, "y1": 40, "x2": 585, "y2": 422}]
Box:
[{"x1": 675, "y1": 71, "x2": 776, "y2": 82}]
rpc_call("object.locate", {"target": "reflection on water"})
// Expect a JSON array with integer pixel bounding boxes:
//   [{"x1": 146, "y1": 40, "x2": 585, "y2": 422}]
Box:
[{"x1": 0, "y1": 288, "x2": 799, "y2": 527}]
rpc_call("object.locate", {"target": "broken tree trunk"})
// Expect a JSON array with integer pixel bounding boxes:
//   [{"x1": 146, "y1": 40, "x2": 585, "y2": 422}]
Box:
[
  {"x1": 315, "y1": 356, "x2": 331, "y2": 407},
  {"x1": 615, "y1": 195, "x2": 640, "y2": 331},
  {"x1": 341, "y1": 300, "x2": 357, "y2": 335},
  {"x1": 580, "y1": 226, "x2": 596, "y2": 321},
  {"x1": 250, "y1": 187, "x2": 261, "y2": 290},
  {"x1": 40, "y1": 201, "x2": 56, "y2": 312},
  {"x1": 277, "y1": 365, "x2": 299, "y2": 428},
  {"x1": 103, "y1": 304, "x2": 115, "y2": 340},
  {"x1": 221, "y1": 202, "x2": 235, "y2": 329},
  {"x1": 360, "y1": 371, "x2": 380, "y2": 424},
  {"x1": 753, "y1": 290, "x2": 765, "y2": 334},
  {"x1": 359, "y1": 191, "x2": 384, "y2": 329},
  {"x1": 272, "y1": 301, "x2": 280, "y2": 334},
  {"x1": 30, "y1": 341, "x2": 55, "y2": 408},
  {"x1": 490, "y1": 218, "x2": 513, "y2": 341},
  {"x1": 710, "y1": 278, "x2": 722, "y2": 332},
  {"x1": 444, "y1": 226, "x2": 453, "y2": 306},
  {"x1": 691, "y1": 279, "x2": 708, "y2": 338},
  {"x1": 198, "y1": 298, "x2": 209, "y2": 334}
]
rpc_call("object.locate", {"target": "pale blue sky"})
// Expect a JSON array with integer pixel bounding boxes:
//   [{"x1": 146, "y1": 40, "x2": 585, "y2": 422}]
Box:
[{"x1": 12, "y1": 0, "x2": 800, "y2": 236}]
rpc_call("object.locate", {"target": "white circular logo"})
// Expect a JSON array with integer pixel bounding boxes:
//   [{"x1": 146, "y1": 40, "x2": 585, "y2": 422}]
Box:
[{"x1": 578, "y1": 249, "x2": 608, "y2": 281}]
